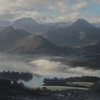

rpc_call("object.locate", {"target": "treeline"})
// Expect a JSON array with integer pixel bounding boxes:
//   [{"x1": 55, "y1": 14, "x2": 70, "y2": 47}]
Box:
[
  {"x1": 43, "y1": 76, "x2": 100, "y2": 86},
  {"x1": 91, "y1": 82, "x2": 100, "y2": 93},
  {"x1": 0, "y1": 78, "x2": 100, "y2": 100},
  {"x1": 0, "y1": 78, "x2": 99, "y2": 96},
  {"x1": 0, "y1": 71, "x2": 33, "y2": 82}
]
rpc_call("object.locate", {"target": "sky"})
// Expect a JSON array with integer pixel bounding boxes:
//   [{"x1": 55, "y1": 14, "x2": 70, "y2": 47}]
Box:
[{"x1": 0, "y1": 0, "x2": 100, "y2": 23}]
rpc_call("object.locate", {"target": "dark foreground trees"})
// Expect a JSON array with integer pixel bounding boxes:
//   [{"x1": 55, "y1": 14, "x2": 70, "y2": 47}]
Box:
[
  {"x1": 43, "y1": 76, "x2": 100, "y2": 86},
  {"x1": 0, "y1": 71, "x2": 33, "y2": 82},
  {"x1": 90, "y1": 82, "x2": 100, "y2": 93},
  {"x1": 0, "y1": 78, "x2": 100, "y2": 100}
]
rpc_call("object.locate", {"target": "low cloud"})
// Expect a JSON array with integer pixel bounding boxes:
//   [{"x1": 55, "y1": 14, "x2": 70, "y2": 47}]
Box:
[
  {"x1": 0, "y1": 53, "x2": 100, "y2": 77},
  {"x1": 30, "y1": 59, "x2": 100, "y2": 77}
]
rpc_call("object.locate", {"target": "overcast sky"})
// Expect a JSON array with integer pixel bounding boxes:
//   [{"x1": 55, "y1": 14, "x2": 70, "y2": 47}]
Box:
[{"x1": 0, "y1": 0, "x2": 100, "y2": 23}]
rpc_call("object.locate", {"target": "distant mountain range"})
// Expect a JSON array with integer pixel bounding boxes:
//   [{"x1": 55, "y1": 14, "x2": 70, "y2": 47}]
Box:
[
  {"x1": 44, "y1": 19, "x2": 100, "y2": 47},
  {"x1": 0, "y1": 25, "x2": 70, "y2": 55},
  {"x1": 12, "y1": 18, "x2": 50, "y2": 34},
  {"x1": 0, "y1": 18, "x2": 100, "y2": 69},
  {"x1": 0, "y1": 26, "x2": 29, "y2": 51},
  {"x1": 0, "y1": 18, "x2": 99, "y2": 55},
  {"x1": 12, "y1": 18, "x2": 72, "y2": 34},
  {"x1": 94, "y1": 23, "x2": 100, "y2": 28},
  {"x1": 0, "y1": 20, "x2": 11, "y2": 27},
  {"x1": 7, "y1": 35, "x2": 68, "y2": 54}
]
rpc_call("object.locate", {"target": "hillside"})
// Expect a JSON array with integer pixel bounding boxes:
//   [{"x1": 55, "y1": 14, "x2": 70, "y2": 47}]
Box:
[
  {"x1": 7, "y1": 35, "x2": 67, "y2": 54},
  {"x1": 44, "y1": 19, "x2": 100, "y2": 47},
  {"x1": 0, "y1": 26, "x2": 30, "y2": 51}
]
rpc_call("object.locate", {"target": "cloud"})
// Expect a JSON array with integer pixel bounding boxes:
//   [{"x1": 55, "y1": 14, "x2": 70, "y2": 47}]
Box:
[
  {"x1": 29, "y1": 59, "x2": 100, "y2": 77},
  {"x1": 92, "y1": 0, "x2": 100, "y2": 4},
  {"x1": 0, "y1": 0, "x2": 97, "y2": 23},
  {"x1": 57, "y1": 12, "x2": 80, "y2": 22},
  {"x1": 0, "y1": 53, "x2": 100, "y2": 77},
  {"x1": 77, "y1": 13, "x2": 100, "y2": 23}
]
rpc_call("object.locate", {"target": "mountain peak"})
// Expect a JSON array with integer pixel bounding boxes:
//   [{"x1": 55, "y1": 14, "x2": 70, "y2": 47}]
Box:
[
  {"x1": 14, "y1": 17, "x2": 38, "y2": 25},
  {"x1": 71, "y1": 19, "x2": 93, "y2": 29},
  {"x1": 7, "y1": 35, "x2": 63, "y2": 54},
  {"x1": 74, "y1": 19, "x2": 89, "y2": 25}
]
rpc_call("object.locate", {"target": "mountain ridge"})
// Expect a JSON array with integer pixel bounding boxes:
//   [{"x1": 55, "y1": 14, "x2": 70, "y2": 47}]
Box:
[
  {"x1": 44, "y1": 19, "x2": 100, "y2": 47},
  {"x1": 0, "y1": 26, "x2": 30, "y2": 51},
  {"x1": 7, "y1": 35, "x2": 68, "y2": 55}
]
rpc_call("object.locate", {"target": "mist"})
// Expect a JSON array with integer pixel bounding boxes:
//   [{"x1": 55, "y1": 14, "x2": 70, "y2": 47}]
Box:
[{"x1": 0, "y1": 53, "x2": 100, "y2": 78}]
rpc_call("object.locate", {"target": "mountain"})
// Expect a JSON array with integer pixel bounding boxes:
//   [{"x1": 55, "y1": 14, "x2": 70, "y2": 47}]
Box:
[
  {"x1": 0, "y1": 20, "x2": 11, "y2": 27},
  {"x1": 81, "y1": 42, "x2": 100, "y2": 59},
  {"x1": 12, "y1": 17, "x2": 73, "y2": 35},
  {"x1": 94, "y1": 23, "x2": 100, "y2": 28},
  {"x1": 82, "y1": 42, "x2": 100, "y2": 52},
  {"x1": 0, "y1": 26, "x2": 30, "y2": 51},
  {"x1": 7, "y1": 35, "x2": 67, "y2": 54},
  {"x1": 69, "y1": 42, "x2": 100, "y2": 69},
  {"x1": 12, "y1": 18, "x2": 49, "y2": 34},
  {"x1": 44, "y1": 19, "x2": 100, "y2": 47}
]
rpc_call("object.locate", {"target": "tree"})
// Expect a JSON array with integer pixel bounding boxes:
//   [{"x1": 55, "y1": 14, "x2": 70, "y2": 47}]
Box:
[{"x1": 0, "y1": 71, "x2": 33, "y2": 82}]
